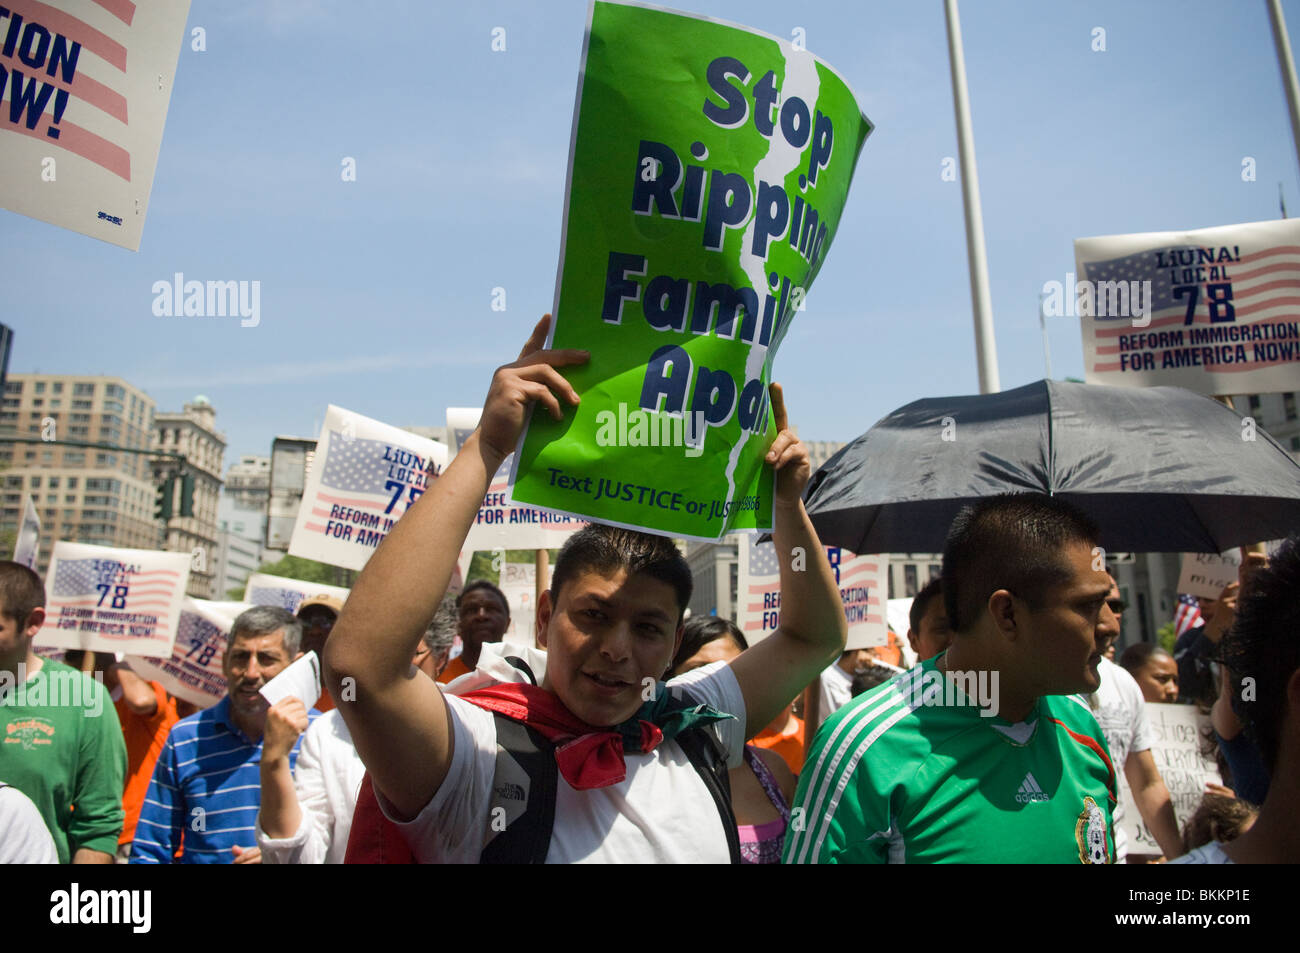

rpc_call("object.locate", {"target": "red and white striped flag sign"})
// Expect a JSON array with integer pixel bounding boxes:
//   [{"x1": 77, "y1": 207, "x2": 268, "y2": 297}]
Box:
[
  {"x1": 0, "y1": 0, "x2": 191, "y2": 250},
  {"x1": 288, "y1": 405, "x2": 449, "y2": 571},
  {"x1": 42, "y1": 541, "x2": 190, "y2": 655},
  {"x1": 1076, "y1": 218, "x2": 1300, "y2": 395},
  {"x1": 127, "y1": 599, "x2": 250, "y2": 709},
  {"x1": 737, "y1": 536, "x2": 887, "y2": 649}
]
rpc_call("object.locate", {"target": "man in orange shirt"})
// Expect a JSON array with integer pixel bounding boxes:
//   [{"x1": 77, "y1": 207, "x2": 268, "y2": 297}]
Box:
[
  {"x1": 437, "y1": 581, "x2": 510, "y2": 684},
  {"x1": 64, "y1": 651, "x2": 179, "y2": 862}
]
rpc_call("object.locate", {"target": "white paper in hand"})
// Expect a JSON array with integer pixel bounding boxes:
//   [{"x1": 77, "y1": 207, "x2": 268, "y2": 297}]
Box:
[{"x1": 259, "y1": 651, "x2": 322, "y2": 710}]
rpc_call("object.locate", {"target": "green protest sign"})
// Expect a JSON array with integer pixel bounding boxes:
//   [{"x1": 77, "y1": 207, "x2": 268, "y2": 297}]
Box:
[{"x1": 510, "y1": 0, "x2": 872, "y2": 540}]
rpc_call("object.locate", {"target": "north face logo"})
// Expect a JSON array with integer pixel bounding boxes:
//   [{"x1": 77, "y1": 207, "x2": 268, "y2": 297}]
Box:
[
  {"x1": 493, "y1": 782, "x2": 525, "y2": 802},
  {"x1": 1015, "y1": 772, "x2": 1050, "y2": 803}
]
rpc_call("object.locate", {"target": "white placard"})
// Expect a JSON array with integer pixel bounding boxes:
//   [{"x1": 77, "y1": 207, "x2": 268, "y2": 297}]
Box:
[
  {"x1": 1117, "y1": 702, "x2": 1222, "y2": 857},
  {"x1": 288, "y1": 405, "x2": 448, "y2": 571},
  {"x1": 127, "y1": 599, "x2": 249, "y2": 709},
  {"x1": 42, "y1": 541, "x2": 190, "y2": 655},
  {"x1": 0, "y1": 0, "x2": 191, "y2": 250},
  {"x1": 1076, "y1": 218, "x2": 1300, "y2": 395},
  {"x1": 242, "y1": 573, "x2": 349, "y2": 615},
  {"x1": 1176, "y1": 550, "x2": 1241, "y2": 602},
  {"x1": 737, "y1": 537, "x2": 888, "y2": 649},
  {"x1": 12, "y1": 495, "x2": 40, "y2": 569},
  {"x1": 259, "y1": 650, "x2": 322, "y2": 710},
  {"x1": 499, "y1": 561, "x2": 536, "y2": 643}
]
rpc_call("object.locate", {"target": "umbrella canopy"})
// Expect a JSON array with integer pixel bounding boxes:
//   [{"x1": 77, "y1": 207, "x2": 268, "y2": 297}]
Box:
[{"x1": 801, "y1": 379, "x2": 1300, "y2": 555}]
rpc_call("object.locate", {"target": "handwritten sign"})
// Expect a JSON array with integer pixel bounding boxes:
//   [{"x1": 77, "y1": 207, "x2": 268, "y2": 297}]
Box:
[
  {"x1": 1176, "y1": 550, "x2": 1240, "y2": 602},
  {"x1": 1117, "y1": 702, "x2": 1221, "y2": 857}
]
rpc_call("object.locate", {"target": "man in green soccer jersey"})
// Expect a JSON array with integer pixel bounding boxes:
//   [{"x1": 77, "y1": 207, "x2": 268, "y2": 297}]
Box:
[{"x1": 785, "y1": 494, "x2": 1118, "y2": 864}]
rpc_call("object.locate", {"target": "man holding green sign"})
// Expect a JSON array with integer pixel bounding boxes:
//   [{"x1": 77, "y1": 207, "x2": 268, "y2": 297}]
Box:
[
  {"x1": 509, "y1": 1, "x2": 872, "y2": 540},
  {"x1": 325, "y1": 316, "x2": 847, "y2": 862}
]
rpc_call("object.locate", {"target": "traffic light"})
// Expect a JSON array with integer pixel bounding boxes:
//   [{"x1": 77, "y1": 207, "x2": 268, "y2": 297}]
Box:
[
  {"x1": 180, "y1": 472, "x2": 195, "y2": 518},
  {"x1": 154, "y1": 475, "x2": 174, "y2": 521}
]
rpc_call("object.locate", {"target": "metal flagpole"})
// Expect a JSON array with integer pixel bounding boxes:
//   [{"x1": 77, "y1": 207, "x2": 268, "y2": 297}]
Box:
[
  {"x1": 1267, "y1": 0, "x2": 1300, "y2": 180},
  {"x1": 944, "y1": 0, "x2": 1000, "y2": 394}
]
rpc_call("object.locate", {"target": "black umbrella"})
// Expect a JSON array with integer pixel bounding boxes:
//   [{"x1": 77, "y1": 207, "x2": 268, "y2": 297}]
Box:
[{"x1": 800, "y1": 379, "x2": 1300, "y2": 554}]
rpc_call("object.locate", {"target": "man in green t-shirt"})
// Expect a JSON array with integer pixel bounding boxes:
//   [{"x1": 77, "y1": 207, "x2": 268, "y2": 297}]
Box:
[
  {"x1": 0, "y1": 561, "x2": 125, "y2": 863},
  {"x1": 785, "y1": 494, "x2": 1117, "y2": 864}
]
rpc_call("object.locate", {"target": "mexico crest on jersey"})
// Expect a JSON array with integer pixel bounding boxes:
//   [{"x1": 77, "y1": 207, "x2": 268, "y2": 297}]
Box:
[{"x1": 1074, "y1": 795, "x2": 1110, "y2": 864}]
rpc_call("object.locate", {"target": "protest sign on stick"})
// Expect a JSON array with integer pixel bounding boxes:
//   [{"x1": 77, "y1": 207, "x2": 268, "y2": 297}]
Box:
[
  {"x1": 288, "y1": 405, "x2": 448, "y2": 571},
  {"x1": 127, "y1": 600, "x2": 249, "y2": 709},
  {"x1": 41, "y1": 542, "x2": 190, "y2": 655},
  {"x1": 510, "y1": 1, "x2": 872, "y2": 540},
  {"x1": 0, "y1": 0, "x2": 191, "y2": 250},
  {"x1": 1074, "y1": 218, "x2": 1300, "y2": 395}
]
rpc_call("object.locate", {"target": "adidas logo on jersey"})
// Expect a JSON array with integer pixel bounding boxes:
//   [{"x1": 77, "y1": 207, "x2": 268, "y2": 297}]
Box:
[{"x1": 1016, "y1": 772, "x2": 1050, "y2": 803}]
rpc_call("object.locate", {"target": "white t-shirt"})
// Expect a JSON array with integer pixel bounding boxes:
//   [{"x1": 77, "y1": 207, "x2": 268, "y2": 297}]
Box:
[
  {"x1": 1170, "y1": 841, "x2": 1233, "y2": 864},
  {"x1": 257, "y1": 709, "x2": 366, "y2": 865},
  {"x1": 379, "y1": 661, "x2": 746, "y2": 864},
  {"x1": 817, "y1": 662, "x2": 854, "y2": 727},
  {"x1": 0, "y1": 783, "x2": 58, "y2": 864},
  {"x1": 1088, "y1": 656, "x2": 1154, "y2": 862}
]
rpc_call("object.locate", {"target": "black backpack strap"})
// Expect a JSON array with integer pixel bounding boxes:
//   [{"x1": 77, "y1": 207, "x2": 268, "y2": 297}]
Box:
[
  {"x1": 480, "y1": 713, "x2": 556, "y2": 864},
  {"x1": 675, "y1": 725, "x2": 742, "y2": 864}
]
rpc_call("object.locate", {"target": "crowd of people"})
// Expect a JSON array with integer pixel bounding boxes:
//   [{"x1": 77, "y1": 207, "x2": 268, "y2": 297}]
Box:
[{"x1": 1, "y1": 317, "x2": 1294, "y2": 864}]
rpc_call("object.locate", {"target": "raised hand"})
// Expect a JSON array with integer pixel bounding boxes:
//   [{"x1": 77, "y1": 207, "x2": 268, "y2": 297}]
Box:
[{"x1": 478, "y1": 314, "x2": 589, "y2": 462}]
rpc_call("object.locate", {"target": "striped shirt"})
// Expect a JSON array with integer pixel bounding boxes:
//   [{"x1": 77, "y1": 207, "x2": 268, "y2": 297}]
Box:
[{"x1": 129, "y1": 697, "x2": 319, "y2": 864}]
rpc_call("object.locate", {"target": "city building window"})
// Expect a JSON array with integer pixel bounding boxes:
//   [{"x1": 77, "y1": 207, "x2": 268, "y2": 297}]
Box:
[
  {"x1": 49, "y1": 477, "x2": 59, "y2": 488},
  {"x1": 73, "y1": 382, "x2": 94, "y2": 396},
  {"x1": 67, "y1": 477, "x2": 78, "y2": 488},
  {"x1": 52, "y1": 382, "x2": 63, "y2": 394},
  {"x1": 3, "y1": 382, "x2": 19, "y2": 394},
  {"x1": 30, "y1": 477, "x2": 41, "y2": 488},
  {"x1": 1291, "y1": 436, "x2": 1300, "y2": 452},
  {"x1": 34, "y1": 382, "x2": 45, "y2": 394},
  {"x1": 1285, "y1": 392, "x2": 1297, "y2": 421},
  {"x1": 904, "y1": 564, "x2": 919, "y2": 597}
]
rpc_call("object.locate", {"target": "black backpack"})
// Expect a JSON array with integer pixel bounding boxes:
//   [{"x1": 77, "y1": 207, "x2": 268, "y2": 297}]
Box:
[{"x1": 479, "y1": 658, "x2": 741, "y2": 864}]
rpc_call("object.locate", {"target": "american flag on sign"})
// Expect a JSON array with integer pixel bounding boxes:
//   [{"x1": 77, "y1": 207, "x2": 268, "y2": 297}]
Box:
[
  {"x1": 302, "y1": 429, "x2": 432, "y2": 533},
  {"x1": 1082, "y1": 247, "x2": 1191, "y2": 320},
  {"x1": 50, "y1": 557, "x2": 180, "y2": 611},
  {"x1": 741, "y1": 539, "x2": 782, "y2": 634},
  {"x1": 1088, "y1": 241, "x2": 1300, "y2": 374},
  {"x1": 1173, "y1": 594, "x2": 1203, "y2": 637}
]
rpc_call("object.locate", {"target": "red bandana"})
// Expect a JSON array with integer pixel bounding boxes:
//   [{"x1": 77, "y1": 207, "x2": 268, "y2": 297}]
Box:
[{"x1": 460, "y1": 682, "x2": 663, "y2": 790}]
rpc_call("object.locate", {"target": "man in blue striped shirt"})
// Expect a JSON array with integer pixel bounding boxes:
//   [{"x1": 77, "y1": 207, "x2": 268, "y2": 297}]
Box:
[{"x1": 130, "y1": 606, "x2": 320, "y2": 864}]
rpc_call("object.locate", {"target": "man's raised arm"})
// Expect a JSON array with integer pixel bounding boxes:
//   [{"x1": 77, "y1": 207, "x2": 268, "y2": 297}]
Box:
[
  {"x1": 729, "y1": 384, "x2": 847, "y2": 738},
  {"x1": 324, "y1": 316, "x2": 585, "y2": 820}
]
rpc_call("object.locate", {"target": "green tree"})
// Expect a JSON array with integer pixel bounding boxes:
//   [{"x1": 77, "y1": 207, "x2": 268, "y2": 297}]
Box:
[
  {"x1": 1156, "y1": 621, "x2": 1177, "y2": 655},
  {"x1": 464, "y1": 549, "x2": 559, "y2": 586},
  {"x1": 249, "y1": 553, "x2": 352, "y2": 588}
]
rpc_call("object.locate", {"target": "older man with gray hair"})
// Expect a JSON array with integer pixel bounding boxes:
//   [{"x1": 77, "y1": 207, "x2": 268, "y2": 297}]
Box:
[
  {"x1": 130, "y1": 606, "x2": 320, "y2": 864},
  {"x1": 257, "y1": 597, "x2": 458, "y2": 863}
]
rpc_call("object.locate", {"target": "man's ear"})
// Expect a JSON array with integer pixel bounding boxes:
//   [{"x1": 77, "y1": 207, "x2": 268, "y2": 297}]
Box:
[
  {"x1": 536, "y1": 590, "x2": 554, "y2": 650},
  {"x1": 24, "y1": 606, "x2": 45, "y2": 637},
  {"x1": 988, "y1": 590, "x2": 1018, "y2": 640}
]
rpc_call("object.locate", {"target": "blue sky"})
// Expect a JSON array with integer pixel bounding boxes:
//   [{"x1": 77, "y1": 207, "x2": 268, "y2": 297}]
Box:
[{"x1": 5, "y1": 0, "x2": 1300, "y2": 461}]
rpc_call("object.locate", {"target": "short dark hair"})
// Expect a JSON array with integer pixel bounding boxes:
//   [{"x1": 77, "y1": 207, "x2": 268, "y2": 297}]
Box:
[
  {"x1": 457, "y1": 580, "x2": 510, "y2": 617},
  {"x1": 229, "y1": 605, "x2": 302, "y2": 657},
  {"x1": 551, "y1": 524, "x2": 692, "y2": 623},
  {"x1": 0, "y1": 561, "x2": 45, "y2": 626},
  {"x1": 909, "y1": 576, "x2": 944, "y2": 635},
  {"x1": 942, "y1": 494, "x2": 1100, "y2": 633},
  {"x1": 851, "y1": 665, "x2": 895, "y2": 697},
  {"x1": 667, "y1": 616, "x2": 748, "y2": 678},
  {"x1": 1219, "y1": 536, "x2": 1300, "y2": 775},
  {"x1": 1118, "y1": 641, "x2": 1172, "y2": 675}
]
